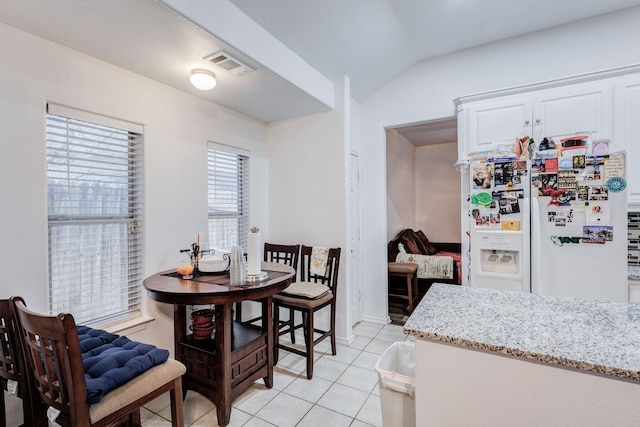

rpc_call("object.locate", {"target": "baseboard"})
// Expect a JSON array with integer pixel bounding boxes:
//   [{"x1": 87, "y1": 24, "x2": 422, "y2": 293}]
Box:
[{"x1": 360, "y1": 314, "x2": 390, "y2": 325}]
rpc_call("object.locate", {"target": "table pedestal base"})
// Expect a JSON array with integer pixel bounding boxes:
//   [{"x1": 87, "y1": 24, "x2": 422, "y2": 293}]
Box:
[{"x1": 174, "y1": 298, "x2": 274, "y2": 426}]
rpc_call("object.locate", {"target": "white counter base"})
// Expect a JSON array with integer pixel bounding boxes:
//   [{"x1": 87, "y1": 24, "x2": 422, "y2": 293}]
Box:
[{"x1": 416, "y1": 339, "x2": 640, "y2": 427}]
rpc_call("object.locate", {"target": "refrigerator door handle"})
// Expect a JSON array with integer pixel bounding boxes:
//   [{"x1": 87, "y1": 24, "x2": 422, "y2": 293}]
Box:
[
  {"x1": 531, "y1": 196, "x2": 541, "y2": 295},
  {"x1": 530, "y1": 196, "x2": 544, "y2": 295}
]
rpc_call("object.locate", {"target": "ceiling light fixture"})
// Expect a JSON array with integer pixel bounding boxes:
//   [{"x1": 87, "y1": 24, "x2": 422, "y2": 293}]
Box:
[{"x1": 190, "y1": 69, "x2": 217, "y2": 90}]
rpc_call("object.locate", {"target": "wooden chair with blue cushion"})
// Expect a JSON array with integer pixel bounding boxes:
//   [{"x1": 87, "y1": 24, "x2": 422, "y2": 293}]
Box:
[
  {"x1": 11, "y1": 296, "x2": 186, "y2": 427},
  {"x1": 274, "y1": 245, "x2": 341, "y2": 379}
]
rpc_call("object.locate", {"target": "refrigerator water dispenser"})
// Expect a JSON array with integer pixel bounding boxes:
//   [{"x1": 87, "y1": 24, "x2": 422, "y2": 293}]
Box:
[
  {"x1": 479, "y1": 249, "x2": 519, "y2": 275},
  {"x1": 471, "y1": 231, "x2": 528, "y2": 292}
]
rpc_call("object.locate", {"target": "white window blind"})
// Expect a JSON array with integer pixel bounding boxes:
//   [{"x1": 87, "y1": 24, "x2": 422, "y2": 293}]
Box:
[
  {"x1": 207, "y1": 143, "x2": 249, "y2": 252},
  {"x1": 46, "y1": 106, "x2": 143, "y2": 325}
]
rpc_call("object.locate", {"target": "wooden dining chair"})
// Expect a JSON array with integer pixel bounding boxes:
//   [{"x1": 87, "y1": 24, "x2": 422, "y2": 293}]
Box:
[
  {"x1": 264, "y1": 243, "x2": 300, "y2": 342},
  {"x1": 0, "y1": 298, "x2": 45, "y2": 427},
  {"x1": 236, "y1": 243, "x2": 300, "y2": 326},
  {"x1": 274, "y1": 245, "x2": 341, "y2": 379},
  {"x1": 11, "y1": 296, "x2": 186, "y2": 427}
]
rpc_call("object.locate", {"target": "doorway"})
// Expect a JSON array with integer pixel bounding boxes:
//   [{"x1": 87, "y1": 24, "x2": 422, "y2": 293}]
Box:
[{"x1": 385, "y1": 117, "x2": 461, "y2": 322}]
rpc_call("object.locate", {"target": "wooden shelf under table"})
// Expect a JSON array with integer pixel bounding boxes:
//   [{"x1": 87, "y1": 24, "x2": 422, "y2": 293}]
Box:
[{"x1": 179, "y1": 320, "x2": 268, "y2": 402}]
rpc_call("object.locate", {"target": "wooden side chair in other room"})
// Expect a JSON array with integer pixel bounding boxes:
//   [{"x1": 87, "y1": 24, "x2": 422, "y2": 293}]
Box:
[
  {"x1": 11, "y1": 297, "x2": 186, "y2": 427},
  {"x1": 387, "y1": 262, "x2": 419, "y2": 315},
  {"x1": 236, "y1": 243, "x2": 300, "y2": 326},
  {"x1": 0, "y1": 298, "x2": 45, "y2": 427},
  {"x1": 274, "y1": 245, "x2": 341, "y2": 379}
]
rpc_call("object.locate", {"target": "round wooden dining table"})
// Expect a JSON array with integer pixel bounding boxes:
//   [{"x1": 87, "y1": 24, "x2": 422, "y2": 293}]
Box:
[{"x1": 143, "y1": 261, "x2": 294, "y2": 427}]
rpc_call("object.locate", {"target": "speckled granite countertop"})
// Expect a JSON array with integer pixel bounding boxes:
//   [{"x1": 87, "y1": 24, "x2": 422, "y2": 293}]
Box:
[
  {"x1": 404, "y1": 283, "x2": 640, "y2": 382},
  {"x1": 630, "y1": 265, "x2": 640, "y2": 281}
]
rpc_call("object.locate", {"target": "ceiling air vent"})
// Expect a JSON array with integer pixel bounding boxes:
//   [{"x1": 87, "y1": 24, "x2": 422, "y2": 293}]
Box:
[{"x1": 204, "y1": 51, "x2": 254, "y2": 76}]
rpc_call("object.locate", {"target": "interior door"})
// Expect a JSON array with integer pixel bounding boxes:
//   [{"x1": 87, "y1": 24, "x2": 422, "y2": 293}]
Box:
[{"x1": 349, "y1": 153, "x2": 362, "y2": 325}]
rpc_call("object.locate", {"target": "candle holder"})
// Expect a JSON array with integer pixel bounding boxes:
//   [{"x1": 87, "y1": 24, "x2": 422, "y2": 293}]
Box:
[{"x1": 180, "y1": 242, "x2": 200, "y2": 275}]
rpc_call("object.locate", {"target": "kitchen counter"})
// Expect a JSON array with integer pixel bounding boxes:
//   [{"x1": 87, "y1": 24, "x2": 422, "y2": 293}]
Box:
[
  {"x1": 404, "y1": 283, "x2": 640, "y2": 381},
  {"x1": 405, "y1": 283, "x2": 640, "y2": 426}
]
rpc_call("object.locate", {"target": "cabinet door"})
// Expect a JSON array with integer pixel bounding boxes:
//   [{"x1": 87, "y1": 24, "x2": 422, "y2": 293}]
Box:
[
  {"x1": 613, "y1": 75, "x2": 640, "y2": 207},
  {"x1": 464, "y1": 97, "x2": 532, "y2": 155},
  {"x1": 533, "y1": 82, "x2": 612, "y2": 142}
]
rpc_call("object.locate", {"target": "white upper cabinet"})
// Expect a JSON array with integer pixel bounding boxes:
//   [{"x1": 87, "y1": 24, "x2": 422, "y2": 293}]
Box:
[
  {"x1": 463, "y1": 96, "x2": 532, "y2": 156},
  {"x1": 613, "y1": 75, "x2": 640, "y2": 207},
  {"x1": 457, "y1": 81, "x2": 612, "y2": 158},
  {"x1": 456, "y1": 64, "x2": 640, "y2": 207},
  {"x1": 533, "y1": 82, "x2": 612, "y2": 144}
]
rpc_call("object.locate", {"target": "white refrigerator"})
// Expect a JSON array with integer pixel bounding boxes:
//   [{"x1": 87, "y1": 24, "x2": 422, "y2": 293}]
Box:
[
  {"x1": 468, "y1": 151, "x2": 628, "y2": 303},
  {"x1": 468, "y1": 159, "x2": 531, "y2": 293},
  {"x1": 530, "y1": 152, "x2": 628, "y2": 302}
]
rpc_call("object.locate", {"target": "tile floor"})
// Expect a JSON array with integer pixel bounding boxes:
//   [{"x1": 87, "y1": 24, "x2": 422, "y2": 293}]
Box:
[{"x1": 141, "y1": 321, "x2": 412, "y2": 426}]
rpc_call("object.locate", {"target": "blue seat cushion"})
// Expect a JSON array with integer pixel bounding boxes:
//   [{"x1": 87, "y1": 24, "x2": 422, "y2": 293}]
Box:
[{"x1": 76, "y1": 325, "x2": 169, "y2": 404}]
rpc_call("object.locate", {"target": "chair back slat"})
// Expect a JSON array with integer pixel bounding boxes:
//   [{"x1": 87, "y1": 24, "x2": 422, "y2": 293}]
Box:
[
  {"x1": 0, "y1": 300, "x2": 21, "y2": 387},
  {"x1": 264, "y1": 243, "x2": 300, "y2": 282},
  {"x1": 12, "y1": 297, "x2": 90, "y2": 426}
]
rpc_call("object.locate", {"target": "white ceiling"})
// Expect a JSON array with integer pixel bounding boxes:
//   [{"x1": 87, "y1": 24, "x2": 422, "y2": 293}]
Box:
[
  {"x1": 228, "y1": 0, "x2": 640, "y2": 101},
  {"x1": 2, "y1": 0, "x2": 640, "y2": 141},
  {"x1": 392, "y1": 118, "x2": 459, "y2": 146}
]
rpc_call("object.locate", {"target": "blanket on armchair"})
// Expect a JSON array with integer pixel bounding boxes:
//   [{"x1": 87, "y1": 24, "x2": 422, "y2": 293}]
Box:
[{"x1": 396, "y1": 251, "x2": 453, "y2": 280}]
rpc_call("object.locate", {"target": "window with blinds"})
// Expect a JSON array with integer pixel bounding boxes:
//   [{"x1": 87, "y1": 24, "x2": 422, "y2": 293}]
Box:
[
  {"x1": 46, "y1": 104, "x2": 143, "y2": 325},
  {"x1": 207, "y1": 143, "x2": 249, "y2": 252}
]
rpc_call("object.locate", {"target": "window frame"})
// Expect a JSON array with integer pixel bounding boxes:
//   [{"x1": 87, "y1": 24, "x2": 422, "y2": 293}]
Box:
[
  {"x1": 207, "y1": 142, "x2": 250, "y2": 252},
  {"x1": 45, "y1": 103, "x2": 144, "y2": 326}
]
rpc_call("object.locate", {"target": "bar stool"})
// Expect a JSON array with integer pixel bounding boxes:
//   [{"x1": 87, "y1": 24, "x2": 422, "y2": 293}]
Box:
[{"x1": 387, "y1": 262, "x2": 419, "y2": 314}]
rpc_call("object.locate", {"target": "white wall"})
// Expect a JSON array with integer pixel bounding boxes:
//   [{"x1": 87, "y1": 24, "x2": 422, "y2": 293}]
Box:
[
  {"x1": 386, "y1": 135, "x2": 459, "y2": 247},
  {"x1": 0, "y1": 20, "x2": 268, "y2": 360},
  {"x1": 415, "y1": 142, "x2": 460, "y2": 244},
  {"x1": 386, "y1": 129, "x2": 416, "y2": 241},
  {"x1": 266, "y1": 78, "x2": 349, "y2": 340},
  {"x1": 359, "y1": 7, "x2": 640, "y2": 322}
]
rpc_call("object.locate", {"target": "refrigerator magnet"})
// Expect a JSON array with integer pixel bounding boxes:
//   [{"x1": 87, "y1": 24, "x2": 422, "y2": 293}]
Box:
[
  {"x1": 606, "y1": 177, "x2": 626, "y2": 193},
  {"x1": 558, "y1": 207, "x2": 575, "y2": 225},
  {"x1": 591, "y1": 139, "x2": 610, "y2": 155},
  {"x1": 582, "y1": 225, "x2": 612, "y2": 243},
  {"x1": 603, "y1": 153, "x2": 625, "y2": 180},
  {"x1": 472, "y1": 165, "x2": 492, "y2": 189},
  {"x1": 588, "y1": 186, "x2": 608, "y2": 201},
  {"x1": 544, "y1": 158, "x2": 558, "y2": 172},
  {"x1": 586, "y1": 201, "x2": 610, "y2": 225},
  {"x1": 558, "y1": 158, "x2": 574, "y2": 170},
  {"x1": 501, "y1": 220, "x2": 520, "y2": 231},
  {"x1": 576, "y1": 186, "x2": 589, "y2": 201}
]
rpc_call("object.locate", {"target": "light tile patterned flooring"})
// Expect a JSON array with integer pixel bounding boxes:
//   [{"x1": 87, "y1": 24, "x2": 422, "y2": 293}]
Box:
[{"x1": 141, "y1": 321, "x2": 412, "y2": 426}]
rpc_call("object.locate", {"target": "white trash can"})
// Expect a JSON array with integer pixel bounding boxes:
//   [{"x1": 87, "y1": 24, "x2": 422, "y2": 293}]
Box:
[{"x1": 375, "y1": 341, "x2": 416, "y2": 427}]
